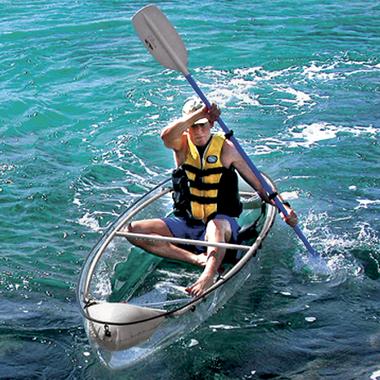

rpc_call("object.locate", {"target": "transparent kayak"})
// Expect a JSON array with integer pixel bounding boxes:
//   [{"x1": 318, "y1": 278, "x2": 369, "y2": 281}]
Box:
[{"x1": 77, "y1": 173, "x2": 277, "y2": 369}]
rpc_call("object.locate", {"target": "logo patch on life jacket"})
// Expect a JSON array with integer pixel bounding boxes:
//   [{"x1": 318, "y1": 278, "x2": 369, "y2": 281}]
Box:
[{"x1": 206, "y1": 155, "x2": 218, "y2": 164}]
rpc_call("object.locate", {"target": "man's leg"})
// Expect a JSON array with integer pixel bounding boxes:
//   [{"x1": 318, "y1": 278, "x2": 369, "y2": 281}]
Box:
[
  {"x1": 126, "y1": 219, "x2": 207, "y2": 267},
  {"x1": 186, "y1": 218, "x2": 232, "y2": 297}
]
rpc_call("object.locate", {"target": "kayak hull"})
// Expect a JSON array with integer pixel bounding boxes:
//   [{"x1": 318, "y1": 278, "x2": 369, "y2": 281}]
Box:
[{"x1": 77, "y1": 174, "x2": 276, "y2": 369}]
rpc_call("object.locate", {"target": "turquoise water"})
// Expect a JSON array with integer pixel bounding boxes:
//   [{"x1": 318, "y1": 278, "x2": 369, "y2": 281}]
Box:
[{"x1": 1, "y1": 1, "x2": 379, "y2": 378}]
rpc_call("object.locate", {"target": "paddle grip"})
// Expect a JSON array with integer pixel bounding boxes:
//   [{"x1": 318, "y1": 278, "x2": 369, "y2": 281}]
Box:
[{"x1": 185, "y1": 73, "x2": 318, "y2": 257}]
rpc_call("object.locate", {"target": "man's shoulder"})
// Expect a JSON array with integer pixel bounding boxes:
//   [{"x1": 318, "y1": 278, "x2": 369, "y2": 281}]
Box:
[
  {"x1": 221, "y1": 138, "x2": 237, "y2": 154},
  {"x1": 221, "y1": 138, "x2": 239, "y2": 168}
]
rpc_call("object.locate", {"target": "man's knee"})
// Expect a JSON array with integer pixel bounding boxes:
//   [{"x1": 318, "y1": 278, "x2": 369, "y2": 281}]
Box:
[
  {"x1": 127, "y1": 221, "x2": 143, "y2": 233},
  {"x1": 127, "y1": 219, "x2": 171, "y2": 236},
  {"x1": 209, "y1": 218, "x2": 230, "y2": 231},
  {"x1": 206, "y1": 218, "x2": 232, "y2": 240}
]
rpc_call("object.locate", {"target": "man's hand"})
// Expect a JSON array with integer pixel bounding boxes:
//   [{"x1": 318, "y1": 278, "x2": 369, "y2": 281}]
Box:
[
  {"x1": 197, "y1": 103, "x2": 221, "y2": 124},
  {"x1": 206, "y1": 103, "x2": 221, "y2": 123},
  {"x1": 280, "y1": 203, "x2": 298, "y2": 227}
]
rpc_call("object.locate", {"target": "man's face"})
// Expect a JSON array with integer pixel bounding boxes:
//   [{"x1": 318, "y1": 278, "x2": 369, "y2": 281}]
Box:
[{"x1": 188, "y1": 122, "x2": 211, "y2": 146}]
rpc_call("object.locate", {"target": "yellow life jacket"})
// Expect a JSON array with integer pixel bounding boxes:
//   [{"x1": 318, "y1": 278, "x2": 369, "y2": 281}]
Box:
[{"x1": 182, "y1": 133, "x2": 232, "y2": 221}]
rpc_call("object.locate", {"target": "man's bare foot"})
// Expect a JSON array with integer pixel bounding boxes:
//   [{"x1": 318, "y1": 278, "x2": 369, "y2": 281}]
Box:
[{"x1": 185, "y1": 272, "x2": 214, "y2": 297}]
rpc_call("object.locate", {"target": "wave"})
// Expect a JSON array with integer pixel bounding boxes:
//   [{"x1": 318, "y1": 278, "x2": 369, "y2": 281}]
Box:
[
  {"x1": 192, "y1": 55, "x2": 379, "y2": 113},
  {"x1": 251, "y1": 122, "x2": 378, "y2": 155},
  {"x1": 287, "y1": 122, "x2": 378, "y2": 148}
]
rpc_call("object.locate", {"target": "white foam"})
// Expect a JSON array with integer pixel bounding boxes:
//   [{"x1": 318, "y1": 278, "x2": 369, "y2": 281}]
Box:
[
  {"x1": 78, "y1": 212, "x2": 100, "y2": 232},
  {"x1": 233, "y1": 66, "x2": 263, "y2": 76},
  {"x1": 357, "y1": 223, "x2": 380, "y2": 244},
  {"x1": 300, "y1": 212, "x2": 379, "y2": 276},
  {"x1": 249, "y1": 122, "x2": 377, "y2": 156},
  {"x1": 276, "y1": 86, "x2": 313, "y2": 107},
  {"x1": 289, "y1": 123, "x2": 339, "y2": 147},
  {"x1": 73, "y1": 195, "x2": 81, "y2": 206},
  {"x1": 198, "y1": 60, "x2": 380, "y2": 118},
  {"x1": 198, "y1": 66, "x2": 296, "y2": 109},
  {"x1": 254, "y1": 144, "x2": 280, "y2": 155},
  {"x1": 288, "y1": 122, "x2": 378, "y2": 148},
  {"x1": 354, "y1": 199, "x2": 380, "y2": 210},
  {"x1": 302, "y1": 58, "x2": 380, "y2": 83},
  {"x1": 188, "y1": 339, "x2": 199, "y2": 348},
  {"x1": 0, "y1": 164, "x2": 15, "y2": 172},
  {"x1": 302, "y1": 62, "x2": 339, "y2": 81},
  {"x1": 94, "y1": 277, "x2": 112, "y2": 299},
  {"x1": 252, "y1": 137, "x2": 288, "y2": 155},
  {"x1": 371, "y1": 369, "x2": 380, "y2": 380},
  {"x1": 232, "y1": 66, "x2": 291, "y2": 84},
  {"x1": 89, "y1": 123, "x2": 99, "y2": 136},
  {"x1": 208, "y1": 87, "x2": 260, "y2": 107},
  {"x1": 209, "y1": 324, "x2": 236, "y2": 331},
  {"x1": 280, "y1": 191, "x2": 299, "y2": 201}
]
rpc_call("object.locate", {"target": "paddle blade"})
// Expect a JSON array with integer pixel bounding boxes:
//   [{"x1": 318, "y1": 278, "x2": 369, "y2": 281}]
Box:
[{"x1": 132, "y1": 5, "x2": 189, "y2": 75}]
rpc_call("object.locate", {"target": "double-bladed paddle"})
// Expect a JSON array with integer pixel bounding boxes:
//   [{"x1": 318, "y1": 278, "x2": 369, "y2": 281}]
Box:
[{"x1": 132, "y1": 5, "x2": 320, "y2": 260}]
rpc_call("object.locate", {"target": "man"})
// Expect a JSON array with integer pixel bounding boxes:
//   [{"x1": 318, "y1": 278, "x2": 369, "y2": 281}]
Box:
[{"x1": 127, "y1": 99, "x2": 298, "y2": 297}]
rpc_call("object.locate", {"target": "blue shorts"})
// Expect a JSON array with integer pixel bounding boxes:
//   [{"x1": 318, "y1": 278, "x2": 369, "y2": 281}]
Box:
[{"x1": 162, "y1": 214, "x2": 240, "y2": 254}]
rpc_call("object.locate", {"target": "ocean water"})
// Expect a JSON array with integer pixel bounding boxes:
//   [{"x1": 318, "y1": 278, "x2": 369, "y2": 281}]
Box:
[{"x1": 0, "y1": 0, "x2": 379, "y2": 379}]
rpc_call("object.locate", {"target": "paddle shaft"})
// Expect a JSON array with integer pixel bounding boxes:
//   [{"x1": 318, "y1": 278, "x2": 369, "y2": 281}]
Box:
[
  {"x1": 118, "y1": 231, "x2": 252, "y2": 251},
  {"x1": 185, "y1": 74, "x2": 318, "y2": 257}
]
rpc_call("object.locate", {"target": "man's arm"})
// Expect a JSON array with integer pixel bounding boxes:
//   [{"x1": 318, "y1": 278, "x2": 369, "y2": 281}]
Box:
[
  {"x1": 222, "y1": 140, "x2": 269, "y2": 200},
  {"x1": 160, "y1": 119, "x2": 190, "y2": 152},
  {"x1": 160, "y1": 105, "x2": 208, "y2": 150},
  {"x1": 223, "y1": 141, "x2": 298, "y2": 227},
  {"x1": 160, "y1": 103, "x2": 220, "y2": 150}
]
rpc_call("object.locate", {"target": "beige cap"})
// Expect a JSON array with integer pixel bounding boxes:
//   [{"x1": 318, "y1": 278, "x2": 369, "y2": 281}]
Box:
[{"x1": 182, "y1": 98, "x2": 208, "y2": 124}]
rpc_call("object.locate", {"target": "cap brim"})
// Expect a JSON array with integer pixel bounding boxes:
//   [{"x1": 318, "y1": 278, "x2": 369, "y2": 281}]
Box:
[{"x1": 193, "y1": 118, "x2": 209, "y2": 125}]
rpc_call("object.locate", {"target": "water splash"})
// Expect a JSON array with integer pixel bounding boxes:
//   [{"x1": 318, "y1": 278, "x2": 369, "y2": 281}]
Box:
[
  {"x1": 78, "y1": 212, "x2": 101, "y2": 232},
  {"x1": 294, "y1": 253, "x2": 331, "y2": 277},
  {"x1": 293, "y1": 211, "x2": 379, "y2": 280}
]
